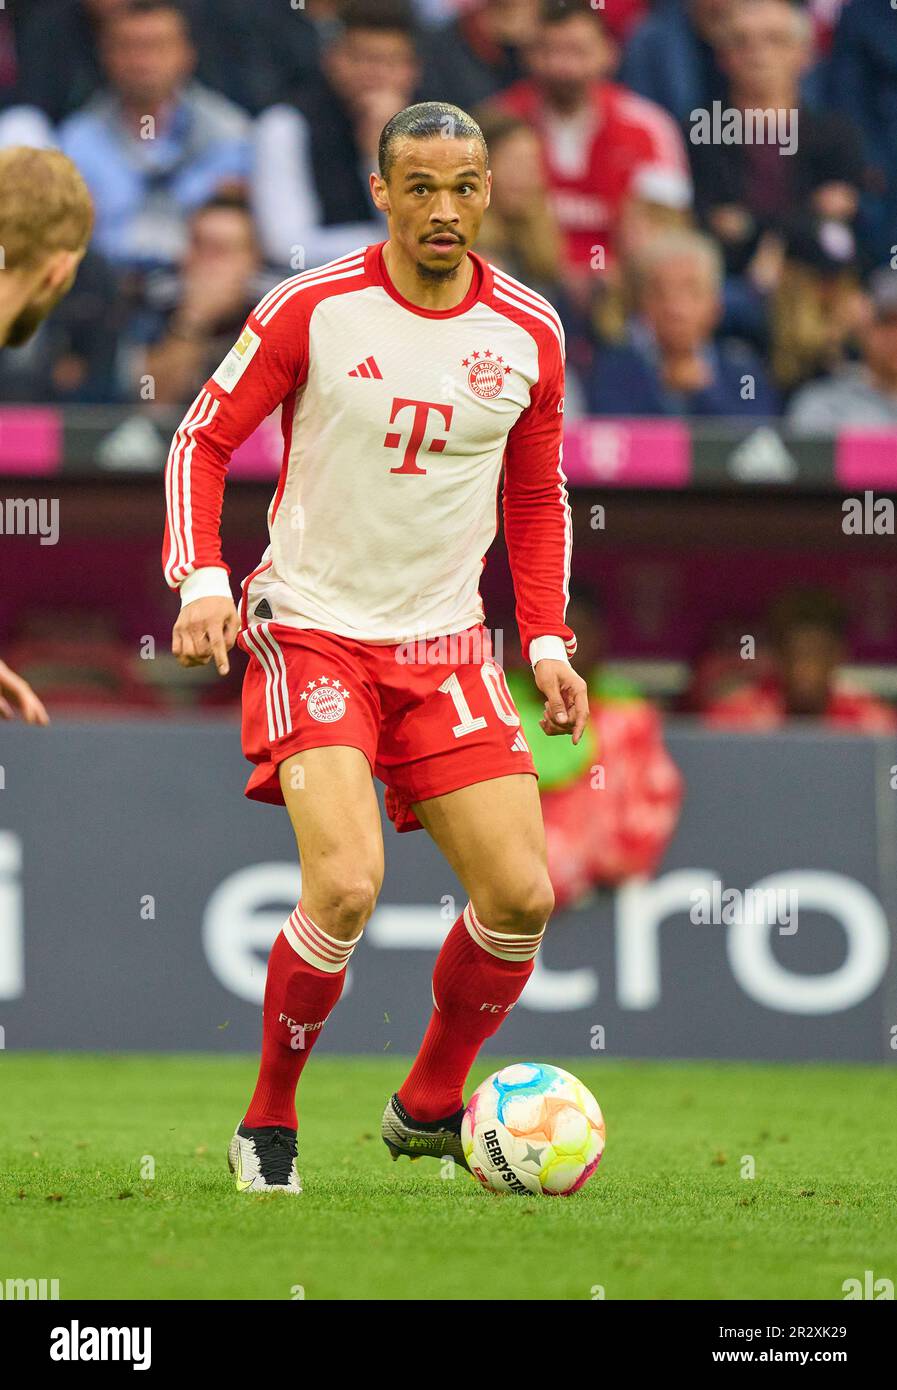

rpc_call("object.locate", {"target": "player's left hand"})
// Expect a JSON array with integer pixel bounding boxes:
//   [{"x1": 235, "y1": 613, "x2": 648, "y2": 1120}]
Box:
[
  {"x1": 0, "y1": 659, "x2": 50, "y2": 725},
  {"x1": 533, "y1": 659, "x2": 588, "y2": 745}
]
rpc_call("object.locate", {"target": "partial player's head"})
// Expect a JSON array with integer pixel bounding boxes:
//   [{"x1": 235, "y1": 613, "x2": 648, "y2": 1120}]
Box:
[
  {"x1": 0, "y1": 147, "x2": 93, "y2": 348},
  {"x1": 768, "y1": 589, "x2": 847, "y2": 717},
  {"x1": 371, "y1": 102, "x2": 491, "y2": 282}
]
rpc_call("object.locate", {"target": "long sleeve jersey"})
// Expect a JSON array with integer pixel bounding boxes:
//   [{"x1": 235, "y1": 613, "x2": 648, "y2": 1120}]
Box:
[{"x1": 163, "y1": 241, "x2": 576, "y2": 666}]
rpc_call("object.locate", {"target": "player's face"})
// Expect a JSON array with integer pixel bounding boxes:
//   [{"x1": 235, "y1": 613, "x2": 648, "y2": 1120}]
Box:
[
  {"x1": 4, "y1": 251, "x2": 84, "y2": 348},
  {"x1": 375, "y1": 138, "x2": 491, "y2": 279}
]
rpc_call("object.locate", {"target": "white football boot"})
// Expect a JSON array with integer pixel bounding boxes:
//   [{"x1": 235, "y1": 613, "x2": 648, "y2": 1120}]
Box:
[{"x1": 227, "y1": 1123, "x2": 302, "y2": 1194}]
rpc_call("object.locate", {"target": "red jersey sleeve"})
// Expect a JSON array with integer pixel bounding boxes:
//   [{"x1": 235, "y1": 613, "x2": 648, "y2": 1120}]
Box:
[
  {"x1": 162, "y1": 282, "x2": 310, "y2": 595},
  {"x1": 502, "y1": 329, "x2": 576, "y2": 665}
]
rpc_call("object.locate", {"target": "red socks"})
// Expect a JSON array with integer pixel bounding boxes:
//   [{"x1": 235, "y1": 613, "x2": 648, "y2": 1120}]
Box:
[
  {"x1": 245, "y1": 901, "x2": 545, "y2": 1130},
  {"x1": 243, "y1": 903, "x2": 361, "y2": 1130},
  {"x1": 398, "y1": 903, "x2": 545, "y2": 1122}
]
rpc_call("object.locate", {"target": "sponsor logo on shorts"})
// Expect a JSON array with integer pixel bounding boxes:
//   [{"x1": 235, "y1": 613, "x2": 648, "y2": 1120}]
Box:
[{"x1": 300, "y1": 677, "x2": 350, "y2": 723}]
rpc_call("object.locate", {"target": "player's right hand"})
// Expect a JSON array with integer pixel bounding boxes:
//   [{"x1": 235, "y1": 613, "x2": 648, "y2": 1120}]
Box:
[{"x1": 172, "y1": 597, "x2": 239, "y2": 676}]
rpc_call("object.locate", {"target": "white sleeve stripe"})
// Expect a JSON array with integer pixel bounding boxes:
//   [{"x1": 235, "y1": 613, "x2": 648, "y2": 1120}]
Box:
[
  {"x1": 252, "y1": 251, "x2": 367, "y2": 323},
  {"x1": 493, "y1": 285, "x2": 564, "y2": 354},
  {"x1": 491, "y1": 269, "x2": 566, "y2": 354},
  {"x1": 491, "y1": 265, "x2": 562, "y2": 322},
  {"x1": 164, "y1": 388, "x2": 210, "y2": 586},
  {"x1": 557, "y1": 439, "x2": 573, "y2": 616},
  {"x1": 165, "y1": 389, "x2": 205, "y2": 583},
  {"x1": 252, "y1": 248, "x2": 367, "y2": 318},
  {"x1": 175, "y1": 394, "x2": 219, "y2": 581},
  {"x1": 258, "y1": 264, "x2": 367, "y2": 326}
]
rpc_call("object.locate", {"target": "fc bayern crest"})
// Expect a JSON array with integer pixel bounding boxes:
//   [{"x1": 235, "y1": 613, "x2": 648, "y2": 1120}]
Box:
[
  {"x1": 463, "y1": 349, "x2": 511, "y2": 400},
  {"x1": 301, "y1": 677, "x2": 350, "y2": 723}
]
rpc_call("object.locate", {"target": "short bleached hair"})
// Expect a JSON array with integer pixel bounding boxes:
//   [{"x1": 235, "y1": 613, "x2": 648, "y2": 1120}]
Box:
[{"x1": 0, "y1": 146, "x2": 93, "y2": 272}]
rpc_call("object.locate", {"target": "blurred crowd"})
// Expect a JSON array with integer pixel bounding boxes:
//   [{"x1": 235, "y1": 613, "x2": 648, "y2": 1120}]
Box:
[{"x1": 0, "y1": 0, "x2": 895, "y2": 426}]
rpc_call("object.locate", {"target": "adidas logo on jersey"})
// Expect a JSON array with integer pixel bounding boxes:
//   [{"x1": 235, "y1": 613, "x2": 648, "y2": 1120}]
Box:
[
  {"x1": 348, "y1": 356, "x2": 383, "y2": 379},
  {"x1": 510, "y1": 731, "x2": 529, "y2": 753}
]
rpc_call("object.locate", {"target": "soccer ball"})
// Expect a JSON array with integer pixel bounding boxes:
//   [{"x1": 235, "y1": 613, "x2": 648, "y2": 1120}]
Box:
[{"x1": 462, "y1": 1062, "x2": 605, "y2": 1196}]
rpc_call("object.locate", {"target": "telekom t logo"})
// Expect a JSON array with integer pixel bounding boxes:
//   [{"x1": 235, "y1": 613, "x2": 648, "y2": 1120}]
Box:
[{"x1": 384, "y1": 398, "x2": 454, "y2": 475}]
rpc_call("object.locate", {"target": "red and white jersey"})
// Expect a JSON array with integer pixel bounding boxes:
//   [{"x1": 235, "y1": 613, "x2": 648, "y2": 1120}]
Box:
[
  {"x1": 500, "y1": 80, "x2": 691, "y2": 269},
  {"x1": 163, "y1": 241, "x2": 576, "y2": 664}
]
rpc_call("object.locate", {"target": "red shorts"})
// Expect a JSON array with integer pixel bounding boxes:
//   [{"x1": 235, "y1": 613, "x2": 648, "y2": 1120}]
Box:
[{"x1": 237, "y1": 622, "x2": 537, "y2": 832}]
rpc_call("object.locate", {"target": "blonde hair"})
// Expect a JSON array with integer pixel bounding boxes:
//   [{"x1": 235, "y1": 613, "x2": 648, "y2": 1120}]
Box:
[{"x1": 0, "y1": 147, "x2": 93, "y2": 272}]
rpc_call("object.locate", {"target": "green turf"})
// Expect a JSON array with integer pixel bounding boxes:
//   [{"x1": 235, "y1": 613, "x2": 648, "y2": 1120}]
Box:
[{"x1": 2, "y1": 1054, "x2": 894, "y2": 1300}]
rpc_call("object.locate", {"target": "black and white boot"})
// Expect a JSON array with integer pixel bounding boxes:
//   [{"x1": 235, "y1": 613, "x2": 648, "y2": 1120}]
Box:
[{"x1": 227, "y1": 1123, "x2": 302, "y2": 1194}]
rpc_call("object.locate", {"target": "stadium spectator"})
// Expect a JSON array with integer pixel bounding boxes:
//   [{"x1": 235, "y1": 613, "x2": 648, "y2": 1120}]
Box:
[
  {"x1": 496, "y1": 0, "x2": 690, "y2": 285},
  {"x1": 688, "y1": 0, "x2": 863, "y2": 283},
  {"x1": 420, "y1": 0, "x2": 539, "y2": 112},
  {"x1": 129, "y1": 194, "x2": 271, "y2": 406},
  {"x1": 827, "y1": 0, "x2": 897, "y2": 264},
  {"x1": 766, "y1": 223, "x2": 867, "y2": 395},
  {"x1": 252, "y1": 0, "x2": 419, "y2": 271},
  {"x1": 187, "y1": 1, "x2": 326, "y2": 118},
  {"x1": 620, "y1": 0, "x2": 734, "y2": 125},
  {"x1": 703, "y1": 590, "x2": 897, "y2": 732},
  {"x1": 15, "y1": 0, "x2": 124, "y2": 125},
  {"x1": 59, "y1": 0, "x2": 251, "y2": 272},
  {"x1": 586, "y1": 231, "x2": 777, "y2": 417},
  {"x1": 472, "y1": 111, "x2": 564, "y2": 300},
  {"x1": 591, "y1": 163, "x2": 694, "y2": 345},
  {"x1": 16, "y1": 0, "x2": 329, "y2": 122},
  {"x1": 786, "y1": 270, "x2": 897, "y2": 432}
]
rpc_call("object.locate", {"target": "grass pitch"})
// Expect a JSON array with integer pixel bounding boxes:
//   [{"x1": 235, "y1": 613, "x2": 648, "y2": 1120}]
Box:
[{"x1": 2, "y1": 1054, "x2": 894, "y2": 1301}]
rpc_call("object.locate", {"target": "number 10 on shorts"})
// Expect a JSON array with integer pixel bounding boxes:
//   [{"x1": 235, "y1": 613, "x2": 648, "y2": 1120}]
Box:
[{"x1": 439, "y1": 662, "x2": 520, "y2": 738}]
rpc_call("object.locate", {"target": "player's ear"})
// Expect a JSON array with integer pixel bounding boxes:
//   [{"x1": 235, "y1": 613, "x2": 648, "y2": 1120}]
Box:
[
  {"x1": 45, "y1": 248, "x2": 81, "y2": 292},
  {"x1": 484, "y1": 169, "x2": 493, "y2": 212},
  {"x1": 370, "y1": 171, "x2": 390, "y2": 215}
]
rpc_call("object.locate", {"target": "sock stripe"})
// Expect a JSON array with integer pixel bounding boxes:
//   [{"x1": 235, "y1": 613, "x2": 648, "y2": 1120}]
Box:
[
  {"x1": 285, "y1": 904, "x2": 362, "y2": 973},
  {"x1": 462, "y1": 902, "x2": 545, "y2": 961},
  {"x1": 295, "y1": 904, "x2": 361, "y2": 959}
]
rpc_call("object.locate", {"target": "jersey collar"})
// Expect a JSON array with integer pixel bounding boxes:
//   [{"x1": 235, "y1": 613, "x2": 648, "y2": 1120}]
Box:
[{"x1": 368, "y1": 241, "x2": 492, "y2": 319}]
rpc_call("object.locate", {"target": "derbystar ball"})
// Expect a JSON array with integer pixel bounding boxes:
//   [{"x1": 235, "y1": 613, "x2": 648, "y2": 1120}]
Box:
[{"x1": 462, "y1": 1062, "x2": 606, "y2": 1196}]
